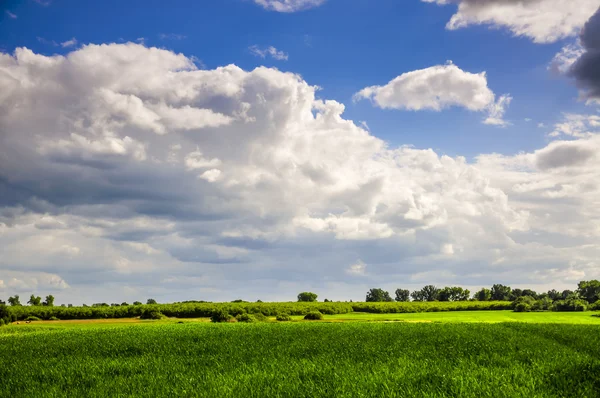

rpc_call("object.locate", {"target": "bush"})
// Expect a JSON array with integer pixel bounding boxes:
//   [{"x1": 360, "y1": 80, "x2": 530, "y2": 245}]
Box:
[
  {"x1": 235, "y1": 313, "x2": 257, "y2": 323},
  {"x1": 553, "y1": 298, "x2": 588, "y2": 312},
  {"x1": 0, "y1": 318, "x2": 5, "y2": 326},
  {"x1": 49, "y1": 316, "x2": 60, "y2": 321},
  {"x1": 304, "y1": 311, "x2": 323, "y2": 320},
  {"x1": 211, "y1": 309, "x2": 232, "y2": 323},
  {"x1": 251, "y1": 312, "x2": 267, "y2": 322},
  {"x1": 512, "y1": 296, "x2": 535, "y2": 312},
  {"x1": 140, "y1": 309, "x2": 164, "y2": 320},
  {"x1": 276, "y1": 313, "x2": 292, "y2": 322},
  {"x1": 25, "y1": 316, "x2": 41, "y2": 321}
]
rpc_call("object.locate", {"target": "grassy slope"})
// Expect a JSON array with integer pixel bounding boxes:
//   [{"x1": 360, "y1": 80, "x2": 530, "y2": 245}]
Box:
[{"x1": 1, "y1": 322, "x2": 600, "y2": 397}]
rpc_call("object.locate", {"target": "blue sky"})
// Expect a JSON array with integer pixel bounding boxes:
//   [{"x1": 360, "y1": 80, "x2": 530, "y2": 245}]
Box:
[
  {"x1": 0, "y1": 0, "x2": 599, "y2": 303},
  {"x1": 1, "y1": 0, "x2": 589, "y2": 157}
]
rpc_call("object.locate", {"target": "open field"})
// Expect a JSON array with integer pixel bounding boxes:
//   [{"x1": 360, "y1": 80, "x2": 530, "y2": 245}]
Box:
[{"x1": 2, "y1": 319, "x2": 600, "y2": 397}]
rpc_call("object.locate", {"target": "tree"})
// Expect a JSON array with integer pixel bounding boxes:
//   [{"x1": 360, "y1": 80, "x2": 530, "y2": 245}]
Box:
[
  {"x1": 411, "y1": 285, "x2": 439, "y2": 302},
  {"x1": 577, "y1": 280, "x2": 600, "y2": 303},
  {"x1": 43, "y1": 295, "x2": 55, "y2": 307},
  {"x1": 561, "y1": 290, "x2": 574, "y2": 300},
  {"x1": 366, "y1": 288, "x2": 393, "y2": 302},
  {"x1": 491, "y1": 284, "x2": 512, "y2": 301},
  {"x1": 475, "y1": 288, "x2": 491, "y2": 301},
  {"x1": 297, "y1": 292, "x2": 318, "y2": 302},
  {"x1": 438, "y1": 287, "x2": 470, "y2": 302},
  {"x1": 509, "y1": 288, "x2": 523, "y2": 301},
  {"x1": 521, "y1": 289, "x2": 538, "y2": 299},
  {"x1": 7, "y1": 295, "x2": 21, "y2": 306},
  {"x1": 28, "y1": 295, "x2": 42, "y2": 306},
  {"x1": 133, "y1": 301, "x2": 142, "y2": 306},
  {"x1": 547, "y1": 289, "x2": 561, "y2": 301},
  {"x1": 0, "y1": 299, "x2": 5, "y2": 305},
  {"x1": 394, "y1": 289, "x2": 410, "y2": 302},
  {"x1": 146, "y1": 298, "x2": 157, "y2": 305}
]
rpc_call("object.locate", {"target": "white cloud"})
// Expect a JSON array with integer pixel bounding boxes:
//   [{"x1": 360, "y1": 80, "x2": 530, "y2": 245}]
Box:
[
  {"x1": 61, "y1": 38, "x2": 78, "y2": 48},
  {"x1": 0, "y1": 43, "x2": 598, "y2": 302},
  {"x1": 483, "y1": 94, "x2": 512, "y2": 127},
  {"x1": 249, "y1": 45, "x2": 289, "y2": 61},
  {"x1": 422, "y1": 0, "x2": 599, "y2": 43},
  {"x1": 355, "y1": 63, "x2": 510, "y2": 126},
  {"x1": 346, "y1": 260, "x2": 367, "y2": 276},
  {"x1": 549, "y1": 113, "x2": 600, "y2": 138},
  {"x1": 549, "y1": 42, "x2": 585, "y2": 74},
  {"x1": 253, "y1": 0, "x2": 326, "y2": 12},
  {"x1": 5, "y1": 10, "x2": 17, "y2": 19}
]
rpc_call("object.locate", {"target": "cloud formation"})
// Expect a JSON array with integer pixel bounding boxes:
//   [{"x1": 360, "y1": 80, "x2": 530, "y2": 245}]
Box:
[
  {"x1": 568, "y1": 7, "x2": 600, "y2": 102},
  {"x1": 422, "y1": 0, "x2": 599, "y2": 43},
  {"x1": 0, "y1": 44, "x2": 598, "y2": 303},
  {"x1": 249, "y1": 45, "x2": 289, "y2": 61},
  {"x1": 253, "y1": 0, "x2": 326, "y2": 12},
  {"x1": 354, "y1": 63, "x2": 510, "y2": 125}
]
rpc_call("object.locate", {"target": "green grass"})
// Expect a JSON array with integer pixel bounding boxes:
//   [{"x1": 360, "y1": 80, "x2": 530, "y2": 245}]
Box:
[
  {"x1": 327, "y1": 310, "x2": 600, "y2": 324},
  {"x1": 1, "y1": 321, "x2": 600, "y2": 397}
]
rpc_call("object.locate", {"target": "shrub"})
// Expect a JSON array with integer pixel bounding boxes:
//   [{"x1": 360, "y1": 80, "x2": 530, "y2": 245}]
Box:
[
  {"x1": 211, "y1": 309, "x2": 232, "y2": 323},
  {"x1": 0, "y1": 318, "x2": 5, "y2": 326},
  {"x1": 252, "y1": 312, "x2": 267, "y2": 322},
  {"x1": 140, "y1": 309, "x2": 164, "y2": 320},
  {"x1": 276, "y1": 313, "x2": 292, "y2": 322},
  {"x1": 512, "y1": 296, "x2": 535, "y2": 312},
  {"x1": 553, "y1": 298, "x2": 588, "y2": 312},
  {"x1": 236, "y1": 313, "x2": 256, "y2": 323},
  {"x1": 304, "y1": 311, "x2": 323, "y2": 320},
  {"x1": 49, "y1": 316, "x2": 60, "y2": 321},
  {"x1": 25, "y1": 316, "x2": 41, "y2": 321},
  {"x1": 589, "y1": 301, "x2": 600, "y2": 311}
]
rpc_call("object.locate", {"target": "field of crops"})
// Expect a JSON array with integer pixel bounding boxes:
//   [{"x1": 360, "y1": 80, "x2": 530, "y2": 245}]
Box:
[
  {"x1": 1, "y1": 321, "x2": 599, "y2": 397},
  {"x1": 7, "y1": 300, "x2": 516, "y2": 321}
]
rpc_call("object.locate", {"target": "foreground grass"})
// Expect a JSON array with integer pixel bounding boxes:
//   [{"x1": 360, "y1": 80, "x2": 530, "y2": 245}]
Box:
[{"x1": 1, "y1": 322, "x2": 599, "y2": 397}]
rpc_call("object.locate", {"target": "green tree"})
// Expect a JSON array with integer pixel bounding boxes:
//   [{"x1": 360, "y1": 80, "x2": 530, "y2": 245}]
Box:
[
  {"x1": 394, "y1": 289, "x2": 410, "y2": 302},
  {"x1": 547, "y1": 289, "x2": 561, "y2": 301},
  {"x1": 411, "y1": 285, "x2": 439, "y2": 302},
  {"x1": 366, "y1": 288, "x2": 393, "y2": 302},
  {"x1": 577, "y1": 280, "x2": 600, "y2": 303},
  {"x1": 43, "y1": 295, "x2": 55, "y2": 307},
  {"x1": 133, "y1": 301, "x2": 142, "y2": 306},
  {"x1": 297, "y1": 292, "x2": 318, "y2": 302},
  {"x1": 521, "y1": 289, "x2": 538, "y2": 299},
  {"x1": 8, "y1": 296, "x2": 21, "y2": 306},
  {"x1": 146, "y1": 298, "x2": 158, "y2": 305},
  {"x1": 475, "y1": 288, "x2": 491, "y2": 301},
  {"x1": 28, "y1": 295, "x2": 42, "y2": 306},
  {"x1": 438, "y1": 287, "x2": 470, "y2": 302},
  {"x1": 491, "y1": 284, "x2": 512, "y2": 301},
  {"x1": 561, "y1": 290, "x2": 574, "y2": 300}
]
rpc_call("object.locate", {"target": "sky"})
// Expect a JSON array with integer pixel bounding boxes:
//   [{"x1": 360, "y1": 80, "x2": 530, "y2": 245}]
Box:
[{"x1": 0, "y1": 0, "x2": 599, "y2": 304}]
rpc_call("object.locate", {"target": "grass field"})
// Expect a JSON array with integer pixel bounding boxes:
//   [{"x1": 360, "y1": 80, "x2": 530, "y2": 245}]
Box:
[{"x1": 2, "y1": 316, "x2": 600, "y2": 397}]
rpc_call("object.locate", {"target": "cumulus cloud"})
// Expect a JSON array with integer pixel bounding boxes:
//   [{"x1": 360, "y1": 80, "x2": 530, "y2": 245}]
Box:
[
  {"x1": 422, "y1": 0, "x2": 599, "y2": 43},
  {"x1": 355, "y1": 63, "x2": 510, "y2": 125},
  {"x1": 0, "y1": 43, "x2": 598, "y2": 302},
  {"x1": 253, "y1": 0, "x2": 326, "y2": 12},
  {"x1": 249, "y1": 45, "x2": 289, "y2": 61}
]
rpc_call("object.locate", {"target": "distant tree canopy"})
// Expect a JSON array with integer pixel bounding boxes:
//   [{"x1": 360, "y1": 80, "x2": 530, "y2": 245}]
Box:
[
  {"x1": 28, "y1": 295, "x2": 42, "y2": 306},
  {"x1": 475, "y1": 288, "x2": 491, "y2": 301},
  {"x1": 8, "y1": 296, "x2": 21, "y2": 306},
  {"x1": 411, "y1": 285, "x2": 440, "y2": 302},
  {"x1": 366, "y1": 288, "x2": 393, "y2": 302},
  {"x1": 438, "y1": 287, "x2": 470, "y2": 302},
  {"x1": 394, "y1": 289, "x2": 410, "y2": 302},
  {"x1": 297, "y1": 292, "x2": 318, "y2": 302},
  {"x1": 43, "y1": 295, "x2": 55, "y2": 307},
  {"x1": 491, "y1": 284, "x2": 512, "y2": 301},
  {"x1": 577, "y1": 280, "x2": 600, "y2": 303},
  {"x1": 147, "y1": 299, "x2": 158, "y2": 305}
]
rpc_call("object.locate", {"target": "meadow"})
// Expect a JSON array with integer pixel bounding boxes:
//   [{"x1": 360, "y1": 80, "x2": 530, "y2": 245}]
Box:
[{"x1": 2, "y1": 320, "x2": 600, "y2": 397}]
